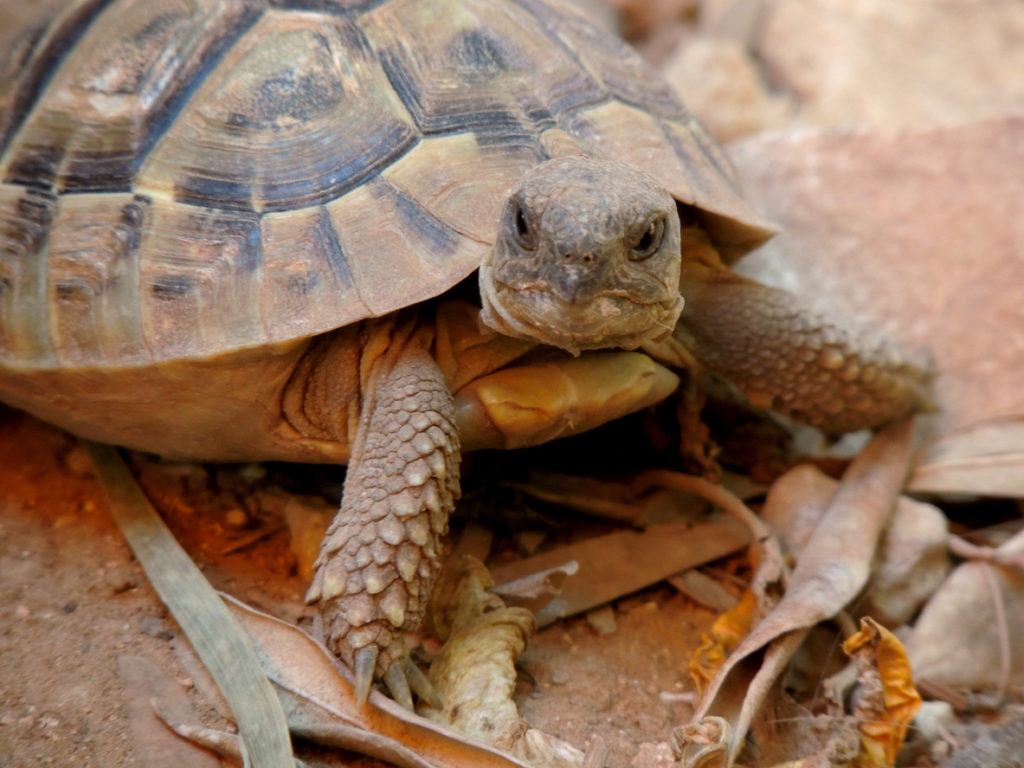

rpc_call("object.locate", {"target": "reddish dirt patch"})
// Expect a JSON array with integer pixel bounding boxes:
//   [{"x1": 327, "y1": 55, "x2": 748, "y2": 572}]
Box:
[{"x1": 0, "y1": 411, "x2": 717, "y2": 767}]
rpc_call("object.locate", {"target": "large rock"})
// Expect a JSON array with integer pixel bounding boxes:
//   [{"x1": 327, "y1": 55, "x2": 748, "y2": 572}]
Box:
[
  {"x1": 728, "y1": 116, "x2": 1024, "y2": 437},
  {"x1": 663, "y1": 36, "x2": 791, "y2": 142},
  {"x1": 757, "y1": 0, "x2": 1024, "y2": 129},
  {"x1": 660, "y1": 0, "x2": 1024, "y2": 141}
]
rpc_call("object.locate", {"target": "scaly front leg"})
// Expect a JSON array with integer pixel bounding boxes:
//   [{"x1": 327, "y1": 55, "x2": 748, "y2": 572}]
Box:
[
  {"x1": 674, "y1": 226, "x2": 931, "y2": 433},
  {"x1": 307, "y1": 339, "x2": 459, "y2": 708}
]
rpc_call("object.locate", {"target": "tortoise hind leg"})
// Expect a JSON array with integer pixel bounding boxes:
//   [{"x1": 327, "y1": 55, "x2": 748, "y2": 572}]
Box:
[{"x1": 306, "y1": 342, "x2": 459, "y2": 707}]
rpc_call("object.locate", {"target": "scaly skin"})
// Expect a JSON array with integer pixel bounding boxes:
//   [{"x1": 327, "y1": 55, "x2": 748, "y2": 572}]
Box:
[
  {"x1": 307, "y1": 337, "x2": 460, "y2": 706},
  {"x1": 674, "y1": 227, "x2": 930, "y2": 433}
]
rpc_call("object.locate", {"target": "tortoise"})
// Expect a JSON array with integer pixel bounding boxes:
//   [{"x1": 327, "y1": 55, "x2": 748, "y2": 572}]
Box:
[{"x1": 0, "y1": 0, "x2": 927, "y2": 705}]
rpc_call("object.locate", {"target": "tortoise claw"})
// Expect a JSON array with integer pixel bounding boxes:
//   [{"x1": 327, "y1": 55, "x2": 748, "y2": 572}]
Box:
[
  {"x1": 384, "y1": 661, "x2": 414, "y2": 711},
  {"x1": 351, "y1": 643, "x2": 440, "y2": 711},
  {"x1": 353, "y1": 645, "x2": 378, "y2": 707},
  {"x1": 401, "y1": 656, "x2": 442, "y2": 710}
]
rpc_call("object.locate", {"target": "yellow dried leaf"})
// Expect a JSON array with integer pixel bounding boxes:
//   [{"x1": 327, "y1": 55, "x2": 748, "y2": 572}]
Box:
[
  {"x1": 842, "y1": 617, "x2": 922, "y2": 767},
  {"x1": 689, "y1": 589, "x2": 758, "y2": 694}
]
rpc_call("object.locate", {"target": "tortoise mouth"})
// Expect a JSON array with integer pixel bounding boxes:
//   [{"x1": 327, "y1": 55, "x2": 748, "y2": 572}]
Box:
[{"x1": 479, "y1": 269, "x2": 684, "y2": 355}]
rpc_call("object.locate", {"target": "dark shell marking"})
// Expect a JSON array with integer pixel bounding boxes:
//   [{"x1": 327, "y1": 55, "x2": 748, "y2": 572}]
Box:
[{"x1": 0, "y1": 0, "x2": 770, "y2": 369}]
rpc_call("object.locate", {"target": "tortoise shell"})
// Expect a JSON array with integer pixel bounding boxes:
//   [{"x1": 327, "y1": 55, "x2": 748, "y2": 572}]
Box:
[{"x1": 0, "y1": 0, "x2": 773, "y2": 371}]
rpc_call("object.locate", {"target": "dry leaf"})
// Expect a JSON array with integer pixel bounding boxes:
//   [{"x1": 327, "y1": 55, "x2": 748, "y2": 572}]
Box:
[
  {"x1": 153, "y1": 716, "x2": 245, "y2": 765},
  {"x1": 221, "y1": 594, "x2": 533, "y2": 768},
  {"x1": 427, "y1": 556, "x2": 535, "y2": 741},
  {"x1": 489, "y1": 515, "x2": 750, "y2": 626},
  {"x1": 762, "y1": 464, "x2": 950, "y2": 626},
  {"x1": 841, "y1": 617, "x2": 922, "y2": 767},
  {"x1": 689, "y1": 590, "x2": 758, "y2": 696},
  {"x1": 87, "y1": 442, "x2": 296, "y2": 768},
  {"x1": 428, "y1": 555, "x2": 583, "y2": 768},
  {"x1": 905, "y1": 529, "x2": 1024, "y2": 691},
  {"x1": 676, "y1": 421, "x2": 914, "y2": 766},
  {"x1": 910, "y1": 416, "x2": 1024, "y2": 498},
  {"x1": 117, "y1": 654, "x2": 224, "y2": 768}
]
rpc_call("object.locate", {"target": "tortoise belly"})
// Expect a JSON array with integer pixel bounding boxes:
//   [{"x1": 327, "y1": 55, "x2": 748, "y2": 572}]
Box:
[{"x1": 0, "y1": 334, "x2": 354, "y2": 464}]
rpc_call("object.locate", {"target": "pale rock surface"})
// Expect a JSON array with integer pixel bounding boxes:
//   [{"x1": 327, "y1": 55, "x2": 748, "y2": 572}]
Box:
[
  {"x1": 758, "y1": 0, "x2": 1024, "y2": 130},
  {"x1": 728, "y1": 117, "x2": 1024, "y2": 436},
  {"x1": 663, "y1": 36, "x2": 791, "y2": 142},
  {"x1": 657, "y1": 0, "x2": 1024, "y2": 140}
]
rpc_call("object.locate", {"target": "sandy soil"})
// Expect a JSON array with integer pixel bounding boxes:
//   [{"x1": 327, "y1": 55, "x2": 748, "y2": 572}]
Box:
[{"x1": 0, "y1": 410, "x2": 722, "y2": 767}]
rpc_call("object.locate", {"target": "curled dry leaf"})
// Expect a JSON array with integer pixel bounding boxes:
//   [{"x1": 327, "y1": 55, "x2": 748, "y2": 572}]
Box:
[
  {"x1": 689, "y1": 590, "x2": 758, "y2": 696},
  {"x1": 671, "y1": 716, "x2": 731, "y2": 768},
  {"x1": 840, "y1": 617, "x2": 922, "y2": 768},
  {"x1": 762, "y1": 463, "x2": 950, "y2": 626}
]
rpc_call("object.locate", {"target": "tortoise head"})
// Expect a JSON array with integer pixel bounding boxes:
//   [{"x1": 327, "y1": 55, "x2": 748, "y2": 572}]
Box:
[{"x1": 479, "y1": 157, "x2": 684, "y2": 355}]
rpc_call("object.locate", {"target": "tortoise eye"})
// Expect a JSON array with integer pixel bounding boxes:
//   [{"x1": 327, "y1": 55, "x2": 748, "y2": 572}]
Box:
[
  {"x1": 510, "y1": 198, "x2": 536, "y2": 250},
  {"x1": 630, "y1": 214, "x2": 665, "y2": 260}
]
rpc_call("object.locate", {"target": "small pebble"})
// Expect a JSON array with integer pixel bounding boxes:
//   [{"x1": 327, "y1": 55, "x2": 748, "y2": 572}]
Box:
[
  {"x1": 103, "y1": 567, "x2": 137, "y2": 594},
  {"x1": 63, "y1": 446, "x2": 94, "y2": 477},
  {"x1": 140, "y1": 616, "x2": 174, "y2": 641},
  {"x1": 224, "y1": 508, "x2": 249, "y2": 528},
  {"x1": 658, "y1": 690, "x2": 696, "y2": 705},
  {"x1": 586, "y1": 605, "x2": 618, "y2": 636},
  {"x1": 912, "y1": 700, "x2": 955, "y2": 742},
  {"x1": 517, "y1": 530, "x2": 547, "y2": 555}
]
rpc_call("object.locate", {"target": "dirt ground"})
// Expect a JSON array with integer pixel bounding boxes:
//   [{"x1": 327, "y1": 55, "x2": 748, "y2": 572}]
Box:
[{"x1": 0, "y1": 410, "x2": 724, "y2": 767}]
